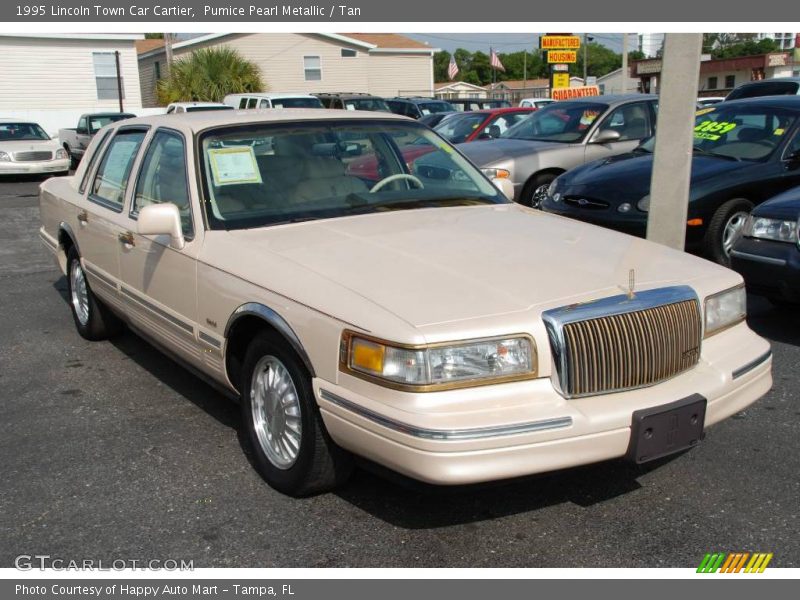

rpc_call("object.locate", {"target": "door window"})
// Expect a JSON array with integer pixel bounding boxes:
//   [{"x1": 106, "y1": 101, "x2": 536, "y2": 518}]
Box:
[
  {"x1": 90, "y1": 129, "x2": 146, "y2": 211},
  {"x1": 599, "y1": 102, "x2": 652, "y2": 142},
  {"x1": 132, "y1": 130, "x2": 193, "y2": 237}
]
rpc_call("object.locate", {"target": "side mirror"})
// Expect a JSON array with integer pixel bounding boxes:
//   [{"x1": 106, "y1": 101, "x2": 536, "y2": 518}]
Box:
[
  {"x1": 137, "y1": 203, "x2": 185, "y2": 250},
  {"x1": 492, "y1": 177, "x2": 515, "y2": 201},
  {"x1": 785, "y1": 149, "x2": 800, "y2": 164},
  {"x1": 591, "y1": 129, "x2": 622, "y2": 144},
  {"x1": 76, "y1": 127, "x2": 88, "y2": 135}
]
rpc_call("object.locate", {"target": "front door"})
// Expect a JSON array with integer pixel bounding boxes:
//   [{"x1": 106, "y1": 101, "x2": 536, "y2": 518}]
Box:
[
  {"x1": 117, "y1": 129, "x2": 203, "y2": 367},
  {"x1": 584, "y1": 101, "x2": 655, "y2": 164}
]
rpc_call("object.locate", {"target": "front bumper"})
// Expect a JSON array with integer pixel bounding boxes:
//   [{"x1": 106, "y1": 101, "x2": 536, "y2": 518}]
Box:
[
  {"x1": 731, "y1": 237, "x2": 800, "y2": 302},
  {"x1": 316, "y1": 322, "x2": 771, "y2": 485},
  {"x1": 0, "y1": 158, "x2": 70, "y2": 175}
]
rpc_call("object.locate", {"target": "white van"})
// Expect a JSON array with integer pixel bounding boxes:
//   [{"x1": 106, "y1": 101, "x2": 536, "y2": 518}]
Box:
[{"x1": 223, "y1": 93, "x2": 324, "y2": 110}]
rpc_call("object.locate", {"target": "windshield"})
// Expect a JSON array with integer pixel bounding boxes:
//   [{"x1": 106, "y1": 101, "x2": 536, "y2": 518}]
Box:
[
  {"x1": 346, "y1": 98, "x2": 391, "y2": 112},
  {"x1": 434, "y1": 113, "x2": 487, "y2": 143},
  {"x1": 418, "y1": 102, "x2": 455, "y2": 116},
  {"x1": 639, "y1": 104, "x2": 798, "y2": 161},
  {"x1": 0, "y1": 122, "x2": 49, "y2": 141},
  {"x1": 200, "y1": 120, "x2": 507, "y2": 230},
  {"x1": 501, "y1": 102, "x2": 608, "y2": 142},
  {"x1": 726, "y1": 81, "x2": 799, "y2": 101},
  {"x1": 186, "y1": 106, "x2": 234, "y2": 112},
  {"x1": 89, "y1": 114, "x2": 133, "y2": 133},
  {"x1": 271, "y1": 98, "x2": 324, "y2": 109}
]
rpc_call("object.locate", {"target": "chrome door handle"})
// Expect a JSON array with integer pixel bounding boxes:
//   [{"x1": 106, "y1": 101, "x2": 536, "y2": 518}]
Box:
[
  {"x1": 118, "y1": 231, "x2": 135, "y2": 247},
  {"x1": 77, "y1": 210, "x2": 88, "y2": 224}
]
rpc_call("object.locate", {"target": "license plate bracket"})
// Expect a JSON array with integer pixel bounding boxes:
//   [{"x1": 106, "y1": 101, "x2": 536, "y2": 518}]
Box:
[{"x1": 626, "y1": 394, "x2": 707, "y2": 464}]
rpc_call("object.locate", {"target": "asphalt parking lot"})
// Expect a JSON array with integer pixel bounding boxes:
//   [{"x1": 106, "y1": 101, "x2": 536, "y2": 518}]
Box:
[{"x1": 1, "y1": 175, "x2": 798, "y2": 568}]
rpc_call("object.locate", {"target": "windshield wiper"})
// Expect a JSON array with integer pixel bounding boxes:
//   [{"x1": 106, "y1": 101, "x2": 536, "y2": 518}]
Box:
[{"x1": 692, "y1": 146, "x2": 740, "y2": 161}]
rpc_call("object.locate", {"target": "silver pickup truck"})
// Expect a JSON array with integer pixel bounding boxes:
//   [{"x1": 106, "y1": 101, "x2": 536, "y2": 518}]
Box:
[{"x1": 59, "y1": 112, "x2": 135, "y2": 168}]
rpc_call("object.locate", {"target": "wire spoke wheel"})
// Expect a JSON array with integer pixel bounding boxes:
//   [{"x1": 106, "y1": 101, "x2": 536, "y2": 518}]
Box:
[
  {"x1": 250, "y1": 355, "x2": 302, "y2": 470},
  {"x1": 69, "y1": 260, "x2": 90, "y2": 326},
  {"x1": 532, "y1": 184, "x2": 550, "y2": 208}
]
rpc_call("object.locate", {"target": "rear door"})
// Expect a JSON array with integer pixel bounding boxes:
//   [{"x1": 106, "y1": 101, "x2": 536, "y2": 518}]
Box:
[{"x1": 78, "y1": 127, "x2": 148, "y2": 311}]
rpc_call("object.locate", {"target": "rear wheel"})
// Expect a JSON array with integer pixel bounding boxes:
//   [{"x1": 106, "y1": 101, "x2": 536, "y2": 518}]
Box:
[
  {"x1": 240, "y1": 330, "x2": 353, "y2": 496},
  {"x1": 66, "y1": 247, "x2": 122, "y2": 340},
  {"x1": 521, "y1": 172, "x2": 557, "y2": 209},
  {"x1": 703, "y1": 198, "x2": 753, "y2": 266}
]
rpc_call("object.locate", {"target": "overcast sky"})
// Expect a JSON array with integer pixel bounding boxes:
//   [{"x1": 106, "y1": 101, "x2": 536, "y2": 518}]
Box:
[{"x1": 404, "y1": 33, "x2": 639, "y2": 54}]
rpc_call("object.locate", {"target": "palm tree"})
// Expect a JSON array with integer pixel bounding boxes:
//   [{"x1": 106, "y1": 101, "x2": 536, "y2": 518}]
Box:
[{"x1": 157, "y1": 47, "x2": 265, "y2": 104}]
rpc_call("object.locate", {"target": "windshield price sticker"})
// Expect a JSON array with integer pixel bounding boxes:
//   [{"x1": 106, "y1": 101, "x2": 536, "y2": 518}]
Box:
[
  {"x1": 694, "y1": 120, "x2": 736, "y2": 141},
  {"x1": 695, "y1": 107, "x2": 716, "y2": 116},
  {"x1": 208, "y1": 146, "x2": 262, "y2": 185}
]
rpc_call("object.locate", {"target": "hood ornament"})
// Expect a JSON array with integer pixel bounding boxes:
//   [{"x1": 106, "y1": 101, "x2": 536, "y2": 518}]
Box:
[{"x1": 626, "y1": 268, "x2": 636, "y2": 300}]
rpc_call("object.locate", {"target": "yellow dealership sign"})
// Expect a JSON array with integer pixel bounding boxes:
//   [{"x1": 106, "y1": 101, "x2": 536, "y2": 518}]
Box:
[
  {"x1": 547, "y1": 51, "x2": 577, "y2": 63},
  {"x1": 552, "y1": 73, "x2": 571, "y2": 89},
  {"x1": 540, "y1": 35, "x2": 581, "y2": 49}
]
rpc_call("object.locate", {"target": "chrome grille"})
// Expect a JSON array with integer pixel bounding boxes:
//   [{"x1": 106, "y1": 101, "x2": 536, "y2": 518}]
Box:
[
  {"x1": 543, "y1": 286, "x2": 702, "y2": 398},
  {"x1": 13, "y1": 151, "x2": 53, "y2": 162}
]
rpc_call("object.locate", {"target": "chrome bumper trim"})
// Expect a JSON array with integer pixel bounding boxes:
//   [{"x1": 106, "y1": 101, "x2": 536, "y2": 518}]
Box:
[
  {"x1": 732, "y1": 350, "x2": 772, "y2": 380},
  {"x1": 729, "y1": 250, "x2": 787, "y2": 266},
  {"x1": 319, "y1": 389, "x2": 573, "y2": 441}
]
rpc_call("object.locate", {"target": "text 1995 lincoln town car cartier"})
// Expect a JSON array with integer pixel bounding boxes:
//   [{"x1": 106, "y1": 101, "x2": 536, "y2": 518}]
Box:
[{"x1": 39, "y1": 109, "x2": 772, "y2": 496}]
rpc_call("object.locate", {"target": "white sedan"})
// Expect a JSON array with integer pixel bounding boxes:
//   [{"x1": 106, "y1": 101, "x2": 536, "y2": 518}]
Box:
[{"x1": 0, "y1": 120, "x2": 70, "y2": 176}]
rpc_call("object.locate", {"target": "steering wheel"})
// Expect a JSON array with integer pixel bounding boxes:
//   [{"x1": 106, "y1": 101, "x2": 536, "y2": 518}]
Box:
[{"x1": 370, "y1": 173, "x2": 424, "y2": 193}]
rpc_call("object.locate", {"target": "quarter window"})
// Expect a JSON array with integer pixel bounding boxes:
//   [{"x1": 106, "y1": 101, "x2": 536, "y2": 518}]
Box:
[
  {"x1": 79, "y1": 130, "x2": 113, "y2": 194},
  {"x1": 133, "y1": 131, "x2": 193, "y2": 237},
  {"x1": 93, "y1": 52, "x2": 124, "y2": 100},
  {"x1": 90, "y1": 130, "x2": 146, "y2": 210},
  {"x1": 304, "y1": 56, "x2": 322, "y2": 81}
]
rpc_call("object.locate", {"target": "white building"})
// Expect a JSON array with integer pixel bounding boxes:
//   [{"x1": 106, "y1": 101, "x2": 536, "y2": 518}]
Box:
[
  {"x1": 757, "y1": 33, "x2": 798, "y2": 51},
  {"x1": 137, "y1": 33, "x2": 437, "y2": 107},
  {"x1": 637, "y1": 33, "x2": 665, "y2": 58},
  {"x1": 596, "y1": 68, "x2": 640, "y2": 95},
  {"x1": 0, "y1": 33, "x2": 145, "y2": 135},
  {"x1": 434, "y1": 81, "x2": 488, "y2": 100}
]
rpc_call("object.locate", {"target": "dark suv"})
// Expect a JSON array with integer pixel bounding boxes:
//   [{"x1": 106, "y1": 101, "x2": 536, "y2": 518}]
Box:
[
  {"x1": 385, "y1": 97, "x2": 455, "y2": 120},
  {"x1": 313, "y1": 93, "x2": 391, "y2": 112},
  {"x1": 726, "y1": 77, "x2": 800, "y2": 101}
]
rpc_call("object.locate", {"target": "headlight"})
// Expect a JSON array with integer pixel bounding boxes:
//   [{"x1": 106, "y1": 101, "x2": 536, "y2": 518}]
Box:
[
  {"x1": 744, "y1": 215, "x2": 798, "y2": 243},
  {"x1": 481, "y1": 167, "x2": 510, "y2": 180},
  {"x1": 0, "y1": 151, "x2": 11, "y2": 162},
  {"x1": 637, "y1": 195, "x2": 650, "y2": 212},
  {"x1": 704, "y1": 285, "x2": 746, "y2": 337},
  {"x1": 341, "y1": 331, "x2": 537, "y2": 390},
  {"x1": 55, "y1": 149, "x2": 68, "y2": 160}
]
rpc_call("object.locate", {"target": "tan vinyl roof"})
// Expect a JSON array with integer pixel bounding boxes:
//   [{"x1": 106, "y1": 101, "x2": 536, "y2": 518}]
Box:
[{"x1": 116, "y1": 108, "x2": 412, "y2": 133}]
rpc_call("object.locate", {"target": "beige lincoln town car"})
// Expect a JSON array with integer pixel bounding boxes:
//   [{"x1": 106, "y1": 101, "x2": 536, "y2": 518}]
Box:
[{"x1": 38, "y1": 110, "x2": 773, "y2": 496}]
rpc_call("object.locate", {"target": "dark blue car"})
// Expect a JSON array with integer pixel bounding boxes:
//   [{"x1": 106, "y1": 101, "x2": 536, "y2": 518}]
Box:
[
  {"x1": 731, "y1": 185, "x2": 800, "y2": 305},
  {"x1": 541, "y1": 96, "x2": 800, "y2": 265}
]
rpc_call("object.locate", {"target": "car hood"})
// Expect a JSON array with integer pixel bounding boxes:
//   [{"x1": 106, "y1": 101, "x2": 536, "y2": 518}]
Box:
[
  {"x1": 753, "y1": 186, "x2": 800, "y2": 219},
  {"x1": 562, "y1": 152, "x2": 748, "y2": 200},
  {"x1": 0, "y1": 138, "x2": 59, "y2": 152},
  {"x1": 458, "y1": 138, "x2": 564, "y2": 167},
  {"x1": 208, "y1": 204, "x2": 736, "y2": 332}
]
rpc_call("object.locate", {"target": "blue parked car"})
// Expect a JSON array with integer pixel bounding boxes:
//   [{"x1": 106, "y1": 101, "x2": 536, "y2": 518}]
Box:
[{"x1": 731, "y1": 185, "x2": 800, "y2": 305}]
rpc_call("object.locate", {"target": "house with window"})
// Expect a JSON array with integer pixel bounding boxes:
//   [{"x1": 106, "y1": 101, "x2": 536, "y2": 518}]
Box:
[
  {"x1": 137, "y1": 33, "x2": 437, "y2": 107},
  {"x1": 434, "y1": 81, "x2": 488, "y2": 100},
  {"x1": 0, "y1": 33, "x2": 144, "y2": 134}
]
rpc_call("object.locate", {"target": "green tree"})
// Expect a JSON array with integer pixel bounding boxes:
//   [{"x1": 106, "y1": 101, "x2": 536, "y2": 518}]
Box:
[
  {"x1": 433, "y1": 50, "x2": 452, "y2": 82},
  {"x1": 144, "y1": 33, "x2": 164, "y2": 39},
  {"x1": 157, "y1": 47, "x2": 264, "y2": 104},
  {"x1": 572, "y1": 42, "x2": 623, "y2": 79}
]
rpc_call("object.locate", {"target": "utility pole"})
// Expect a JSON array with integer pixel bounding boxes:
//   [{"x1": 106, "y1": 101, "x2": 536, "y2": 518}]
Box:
[
  {"x1": 621, "y1": 33, "x2": 629, "y2": 93},
  {"x1": 646, "y1": 33, "x2": 703, "y2": 250},
  {"x1": 164, "y1": 32, "x2": 173, "y2": 76},
  {"x1": 583, "y1": 33, "x2": 588, "y2": 82},
  {"x1": 114, "y1": 50, "x2": 124, "y2": 113}
]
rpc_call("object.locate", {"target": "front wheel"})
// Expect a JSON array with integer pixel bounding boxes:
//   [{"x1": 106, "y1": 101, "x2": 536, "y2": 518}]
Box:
[
  {"x1": 703, "y1": 198, "x2": 753, "y2": 266},
  {"x1": 241, "y1": 331, "x2": 353, "y2": 496},
  {"x1": 521, "y1": 173, "x2": 557, "y2": 209}
]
